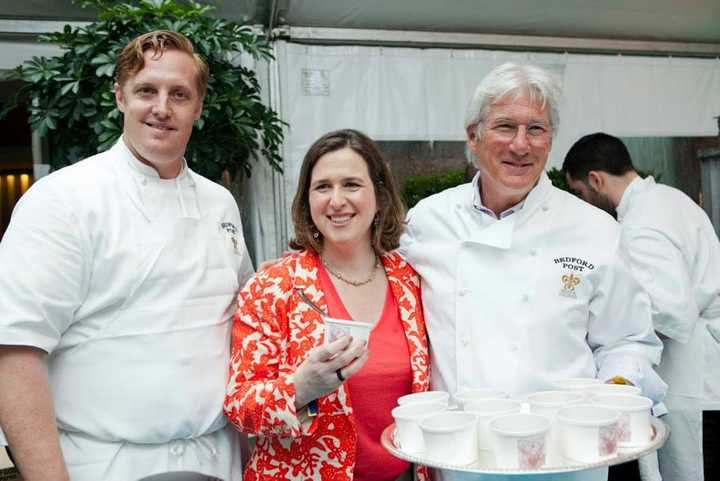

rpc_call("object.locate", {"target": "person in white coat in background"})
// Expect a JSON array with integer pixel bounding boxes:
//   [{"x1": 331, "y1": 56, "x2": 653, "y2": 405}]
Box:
[
  {"x1": 399, "y1": 63, "x2": 666, "y2": 481},
  {"x1": 0, "y1": 31, "x2": 253, "y2": 481},
  {"x1": 564, "y1": 132, "x2": 720, "y2": 481}
]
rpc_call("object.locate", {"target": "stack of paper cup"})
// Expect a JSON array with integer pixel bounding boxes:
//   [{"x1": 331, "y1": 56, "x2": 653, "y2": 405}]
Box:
[
  {"x1": 592, "y1": 394, "x2": 653, "y2": 447},
  {"x1": 397, "y1": 391, "x2": 450, "y2": 407},
  {"x1": 527, "y1": 390, "x2": 586, "y2": 465},
  {"x1": 391, "y1": 402, "x2": 447, "y2": 453},
  {"x1": 463, "y1": 398, "x2": 523, "y2": 458},
  {"x1": 419, "y1": 411, "x2": 479, "y2": 465},
  {"x1": 556, "y1": 404, "x2": 620, "y2": 462},
  {"x1": 488, "y1": 413, "x2": 551, "y2": 470}
]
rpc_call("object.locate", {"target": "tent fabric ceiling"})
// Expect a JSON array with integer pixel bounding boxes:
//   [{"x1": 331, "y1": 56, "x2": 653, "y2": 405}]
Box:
[
  {"x1": 1, "y1": 0, "x2": 719, "y2": 45},
  {"x1": 283, "y1": 0, "x2": 720, "y2": 45}
]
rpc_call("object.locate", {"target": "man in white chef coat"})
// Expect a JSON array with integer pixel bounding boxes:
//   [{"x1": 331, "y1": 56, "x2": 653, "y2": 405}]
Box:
[
  {"x1": 399, "y1": 63, "x2": 665, "y2": 479},
  {"x1": 564, "y1": 132, "x2": 720, "y2": 481},
  {"x1": 0, "y1": 31, "x2": 253, "y2": 481}
]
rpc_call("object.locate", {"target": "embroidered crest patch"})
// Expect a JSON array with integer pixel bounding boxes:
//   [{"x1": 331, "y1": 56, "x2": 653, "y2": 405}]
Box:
[
  {"x1": 560, "y1": 273, "x2": 581, "y2": 298},
  {"x1": 219, "y1": 222, "x2": 241, "y2": 254}
]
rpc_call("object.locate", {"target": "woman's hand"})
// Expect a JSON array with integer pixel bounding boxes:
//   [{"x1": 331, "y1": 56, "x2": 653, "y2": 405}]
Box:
[{"x1": 293, "y1": 336, "x2": 369, "y2": 409}]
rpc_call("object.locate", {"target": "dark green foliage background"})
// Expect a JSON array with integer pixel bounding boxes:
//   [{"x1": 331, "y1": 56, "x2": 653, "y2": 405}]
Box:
[
  {"x1": 402, "y1": 170, "x2": 467, "y2": 208},
  {"x1": 547, "y1": 167, "x2": 570, "y2": 192},
  {"x1": 2, "y1": 0, "x2": 284, "y2": 180}
]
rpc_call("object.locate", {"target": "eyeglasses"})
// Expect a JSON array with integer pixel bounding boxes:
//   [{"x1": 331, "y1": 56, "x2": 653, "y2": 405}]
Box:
[{"x1": 483, "y1": 122, "x2": 552, "y2": 144}]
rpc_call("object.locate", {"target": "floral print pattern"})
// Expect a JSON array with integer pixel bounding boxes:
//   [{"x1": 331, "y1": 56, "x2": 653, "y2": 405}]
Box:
[{"x1": 225, "y1": 250, "x2": 431, "y2": 481}]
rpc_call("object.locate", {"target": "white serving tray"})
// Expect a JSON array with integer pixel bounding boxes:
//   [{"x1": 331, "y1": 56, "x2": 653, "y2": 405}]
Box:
[{"x1": 381, "y1": 417, "x2": 668, "y2": 476}]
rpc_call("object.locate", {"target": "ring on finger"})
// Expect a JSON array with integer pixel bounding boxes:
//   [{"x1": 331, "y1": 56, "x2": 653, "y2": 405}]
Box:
[{"x1": 336, "y1": 368, "x2": 345, "y2": 382}]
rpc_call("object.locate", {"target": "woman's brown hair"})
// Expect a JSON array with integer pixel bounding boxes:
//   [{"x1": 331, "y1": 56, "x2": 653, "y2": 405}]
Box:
[{"x1": 289, "y1": 129, "x2": 405, "y2": 255}]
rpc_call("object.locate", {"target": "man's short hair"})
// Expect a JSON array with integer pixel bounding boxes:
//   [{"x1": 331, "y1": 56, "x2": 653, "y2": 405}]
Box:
[
  {"x1": 563, "y1": 132, "x2": 635, "y2": 181},
  {"x1": 115, "y1": 30, "x2": 209, "y2": 97}
]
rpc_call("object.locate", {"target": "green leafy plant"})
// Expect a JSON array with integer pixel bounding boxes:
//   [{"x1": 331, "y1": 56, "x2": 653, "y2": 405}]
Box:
[
  {"x1": 402, "y1": 170, "x2": 466, "y2": 208},
  {"x1": 1, "y1": 0, "x2": 284, "y2": 180},
  {"x1": 547, "y1": 167, "x2": 570, "y2": 192}
]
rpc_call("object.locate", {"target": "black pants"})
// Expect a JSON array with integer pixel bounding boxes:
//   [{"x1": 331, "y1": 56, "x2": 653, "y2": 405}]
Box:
[
  {"x1": 704, "y1": 410, "x2": 720, "y2": 480},
  {"x1": 608, "y1": 459, "x2": 641, "y2": 481}
]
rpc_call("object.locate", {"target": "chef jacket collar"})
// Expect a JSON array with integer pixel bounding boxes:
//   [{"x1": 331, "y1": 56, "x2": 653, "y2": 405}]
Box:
[
  {"x1": 111, "y1": 138, "x2": 198, "y2": 221},
  {"x1": 470, "y1": 171, "x2": 526, "y2": 220},
  {"x1": 616, "y1": 175, "x2": 655, "y2": 223},
  {"x1": 118, "y1": 136, "x2": 195, "y2": 188}
]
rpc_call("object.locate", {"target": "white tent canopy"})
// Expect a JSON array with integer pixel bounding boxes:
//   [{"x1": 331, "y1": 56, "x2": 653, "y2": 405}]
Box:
[{"x1": 259, "y1": 41, "x2": 720, "y2": 259}]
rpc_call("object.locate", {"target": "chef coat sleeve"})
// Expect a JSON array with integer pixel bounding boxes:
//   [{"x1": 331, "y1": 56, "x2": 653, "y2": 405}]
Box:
[
  {"x1": 233, "y1": 219, "x2": 255, "y2": 290},
  {"x1": 0, "y1": 182, "x2": 88, "y2": 352},
  {"x1": 588, "y1": 252, "x2": 667, "y2": 403},
  {"x1": 398, "y1": 208, "x2": 418, "y2": 261},
  {"x1": 224, "y1": 264, "x2": 319, "y2": 439},
  {"x1": 621, "y1": 225, "x2": 698, "y2": 343}
]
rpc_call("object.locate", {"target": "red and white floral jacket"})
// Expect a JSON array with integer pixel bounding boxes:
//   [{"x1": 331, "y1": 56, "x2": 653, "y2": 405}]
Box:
[{"x1": 224, "y1": 249, "x2": 431, "y2": 481}]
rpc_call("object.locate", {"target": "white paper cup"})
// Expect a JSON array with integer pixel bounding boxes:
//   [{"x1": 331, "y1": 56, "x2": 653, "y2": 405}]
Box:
[
  {"x1": 527, "y1": 390, "x2": 587, "y2": 465},
  {"x1": 591, "y1": 394, "x2": 653, "y2": 447},
  {"x1": 463, "y1": 398, "x2": 522, "y2": 451},
  {"x1": 323, "y1": 317, "x2": 372, "y2": 345},
  {"x1": 552, "y1": 378, "x2": 603, "y2": 391},
  {"x1": 488, "y1": 413, "x2": 550, "y2": 470},
  {"x1": 419, "y1": 411, "x2": 479, "y2": 465},
  {"x1": 556, "y1": 404, "x2": 620, "y2": 462},
  {"x1": 584, "y1": 383, "x2": 642, "y2": 398},
  {"x1": 455, "y1": 388, "x2": 509, "y2": 409},
  {"x1": 391, "y1": 402, "x2": 447, "y2": 453},
  {"x1": 397, "y1": 391, "x2": 450, "y2": 407}
]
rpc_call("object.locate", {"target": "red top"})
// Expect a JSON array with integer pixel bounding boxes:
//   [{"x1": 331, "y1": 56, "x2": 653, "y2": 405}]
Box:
[{"x1": 318, "y1": 261, "x2": 413, "y2": 481}]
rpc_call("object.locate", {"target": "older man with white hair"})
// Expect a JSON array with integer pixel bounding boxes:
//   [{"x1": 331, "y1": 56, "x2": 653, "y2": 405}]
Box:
[{"x1": 399, "y1": 63, "x2": 666, "y2": 481}]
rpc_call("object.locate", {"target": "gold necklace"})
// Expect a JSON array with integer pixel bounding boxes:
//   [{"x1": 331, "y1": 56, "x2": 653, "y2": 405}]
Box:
[{"x1": 321, "y1": 254, "x2": 380, "y2": 287}]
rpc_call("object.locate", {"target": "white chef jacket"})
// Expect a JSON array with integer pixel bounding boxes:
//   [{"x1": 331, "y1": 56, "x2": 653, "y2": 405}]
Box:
[
  {"x1": 0, "y1": 139, "x2": 253, "y2": 480},
  {"x1": 399, "y1": 172, "x2": 665, "y2": 401},
  {"x1": 617, "y1": 176, "x2": 720, "y2": 481}
]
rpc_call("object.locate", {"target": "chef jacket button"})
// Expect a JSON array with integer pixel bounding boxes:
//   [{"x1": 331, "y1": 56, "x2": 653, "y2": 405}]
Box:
[
  {"x1": 210, "y1": 445, "x2": 218, "y2": 457},
  {"x1": 461, "y1": 337, "x2": 470, "y2": 347},
  {"x1": 522, "y1": 293, "x2": 530, "y2": 302},
  {"x1": 541, "y1": 204, "x2": 549, "y2": 212},
  {"x1": 141, "y1": 178, "x2": 148, "y2": 186},
  {"x1": 459, "y1": 288, "x2": 469, "y2": 296},
  {"x1": 510, "y1": 343, "x2": 519, "y2": 352},
  {"x1": 170, "y1": 441, "x2": 184, "y2": 456},
  {"x1": 529, "y1": 248, "x2": 537, "y2": 256}
]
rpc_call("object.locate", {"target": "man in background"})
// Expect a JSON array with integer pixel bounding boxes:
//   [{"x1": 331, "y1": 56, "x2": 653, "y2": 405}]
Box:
[
  {"x1": 0, "y1": 30, "x2": 253, "y2": 481},
  {"x1": 564, "y1": 132, "x2": 720, "y2": 481}
]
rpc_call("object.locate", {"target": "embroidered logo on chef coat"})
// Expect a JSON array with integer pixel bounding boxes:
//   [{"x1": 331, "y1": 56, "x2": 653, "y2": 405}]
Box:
[
  {"x1": 560, "y1": 273, "x2": 581, "y2": 298},
  {"x1": 220, "y1": 222, "x2": 241, "y2": 254},
  {"x1": 553, "y1": 256, "x2": 595, "y2": 272}
]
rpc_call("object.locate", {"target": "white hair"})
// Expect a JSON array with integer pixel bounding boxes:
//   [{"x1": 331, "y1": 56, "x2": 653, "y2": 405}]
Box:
[{"x1": 464, "y1": 63, "x2": 562, "y2": 167}]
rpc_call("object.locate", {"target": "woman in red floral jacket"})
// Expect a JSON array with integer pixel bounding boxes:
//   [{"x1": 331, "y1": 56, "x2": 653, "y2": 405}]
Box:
[{"x1": 224, "y1": 129, "x2": 430, "y2": 481}]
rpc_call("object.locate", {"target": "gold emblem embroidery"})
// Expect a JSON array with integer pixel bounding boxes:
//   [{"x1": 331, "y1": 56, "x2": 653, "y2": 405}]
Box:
[{"x1": 560, "y1": 273, "x2": 581, "y2": 298}]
